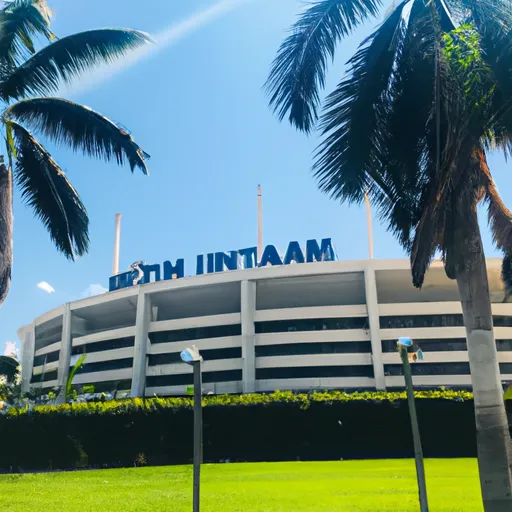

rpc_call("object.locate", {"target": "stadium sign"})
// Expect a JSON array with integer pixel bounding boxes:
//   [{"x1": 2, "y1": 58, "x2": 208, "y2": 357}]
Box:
[{"x1": 109, "y1": 238, "x2": 336, "y2": 292}]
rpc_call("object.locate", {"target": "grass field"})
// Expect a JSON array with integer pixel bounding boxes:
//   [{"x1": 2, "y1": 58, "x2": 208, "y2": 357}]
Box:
[{"x1": 0, "y1": 459, "x2": 482, "y2": 511}]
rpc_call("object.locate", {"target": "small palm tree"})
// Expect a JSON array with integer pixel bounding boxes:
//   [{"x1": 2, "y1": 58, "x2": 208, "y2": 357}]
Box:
[
  {"x1": 0, "y1": 0, "x2": 150, "y2": 305},
  {"x1": 0, "y1": 354, "x2": 19, "y2": 384},
  {"x1": 266, "y1": 1, "x2": 512, "y2": 509}
]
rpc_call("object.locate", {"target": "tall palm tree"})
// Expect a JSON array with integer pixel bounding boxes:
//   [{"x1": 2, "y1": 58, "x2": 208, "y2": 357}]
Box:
[
  {"x1": 0, "y1": 0, "x2": 150, "y2": 305},
  {"x1": 266, "y1": 0, "x2": 512, "y2": 509}
]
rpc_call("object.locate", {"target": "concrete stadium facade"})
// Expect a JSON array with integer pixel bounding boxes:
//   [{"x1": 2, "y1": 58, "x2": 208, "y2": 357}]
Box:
[{"x1": 18, "y1": 258, "x2": 512, "y2": 397}]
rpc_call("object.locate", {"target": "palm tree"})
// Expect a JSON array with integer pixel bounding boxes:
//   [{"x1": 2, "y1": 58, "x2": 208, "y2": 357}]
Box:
[
  {"x1": 0, "y1": 0, "x2": 150, "y2": 305},
  {"x1": 266, "y1": 0, "x2": 512, "y2": 509},
  {"x1": 0, "y1": 354, "x2": 19, "y2": 384}
]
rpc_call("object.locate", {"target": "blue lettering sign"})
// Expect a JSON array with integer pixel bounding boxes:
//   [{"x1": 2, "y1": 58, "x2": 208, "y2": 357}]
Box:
[
  {"x1": 142, "y1": 263, "x2": 160, "y2": 284},
  {"x1": 108, "y1": 238, "x2": 336, "y2": 291},
  {"x1": 238, "y1": 247, "x2": 257, "y2": 269},
  {"x1": 258, "y1": 245, "x2": 283, "y2": 267},
  {"x1": 306, "y1": 238, "x2": 335, "y2": 263},
  {"x1": 163, "y1": 259, "x2": 184, "y2": 280},
  {"x1": 207, "y1": 253, "x2": 214, "y2": 274},
  {"x1": 196, "y1": 254, "x2": 204, "y2": 275},
  {"x1": 283, "y1": 241, "x2": 305, "y2": 265},
  {"x1": 215, "y1": 251, "x2": 239, "y2": 272}
]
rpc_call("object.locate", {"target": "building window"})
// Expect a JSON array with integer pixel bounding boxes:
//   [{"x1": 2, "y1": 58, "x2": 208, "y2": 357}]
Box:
[
  {"x1": 494, "y1": 317, "x2": 512, "y2": 327},
  {"x1": 71, "y1": 379, "x2": 132, "y2": 393},
  {"x1": 500, "y1": 363, "x2": 512, "y2": 374},
  {"x1": 33, "y1": 350, "x2": 60, "y2": 367},
  {"x1": 146, "y1": 369, "x2": 242, "y2": 388},
  {"x1": 255, "y1": 341, "x2": 371, "y2": 357},
  {"x1": 71, "y1": 337, "x2": 135, "y2": 355},
  {"x1": 148, "y1": 347, "x2": 241, "y2": 366},
  {"x1": 76, "y1": 358, "x2": 133, "y2": 375},
  {"x1": 149, "y1": 325, "x2": 241, "y2": 344},
  {"x1": 497, "y1": 340, "x2": 512, "y2": 351},
  {"x1": 384, "y1": 363, "x2": 470, "y2": 376},
  {"x1": 256, "y1": 365, "x2": 374, "y2": 380},
  {"x1": 380, "y1": 315, "x2": 464, "y2": 329},
  {"x1": 30, "y1": 369, "x2": 58, "y2": 384},
  {"x1": 256, "y1": 318, "x2": 368, "y2": 334},
  {"x1": 382, "y1": 339, "x2": 467, "y2": 353}
]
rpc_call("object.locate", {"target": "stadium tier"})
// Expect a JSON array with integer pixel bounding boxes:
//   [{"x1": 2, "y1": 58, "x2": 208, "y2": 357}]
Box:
[{"x1": 18, "y1": 258, "x2": 512, "y2": 397}]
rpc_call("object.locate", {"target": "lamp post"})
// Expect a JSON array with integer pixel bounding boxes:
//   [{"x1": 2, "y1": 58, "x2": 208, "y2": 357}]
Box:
[
  {"x1": 180, "y1": 346, "x2": 203, "y2": 512},
  {"x1": 397, "y1": 337, "x2": 428, "y2": 512}
]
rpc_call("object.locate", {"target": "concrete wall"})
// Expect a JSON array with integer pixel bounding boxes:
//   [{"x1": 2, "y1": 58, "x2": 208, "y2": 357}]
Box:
[{"x1": 18, "y1": 258, "x2": 512, "y2": 396}]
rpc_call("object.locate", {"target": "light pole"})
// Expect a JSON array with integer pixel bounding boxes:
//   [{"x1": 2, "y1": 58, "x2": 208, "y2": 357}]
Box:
[
  {"x1": 397, "y1": 337, "x2": 428, "y2": 512},
  {"x1": 180, "y1": 346, "x2": 203, "y2": 512}
]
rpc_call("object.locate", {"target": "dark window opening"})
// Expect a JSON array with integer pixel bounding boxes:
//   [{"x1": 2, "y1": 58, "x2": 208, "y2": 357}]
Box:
[
  {"x1": 384, "y1": 363, "x2": 470, "y2": 376},
  {"x1": 256, "y1": 318, "x2": 368, "y2": 334},
  {"x1": 500, "y1": 363, "x2": 512, "y2": 374},
  {"x1": 380, "y1": 315, "x2": 464, "y2": 329},
  {"x1": 71, "y1": 337, "x2": 135, "y2": 355},
  {"x1": 71, "y1": 379, "x2": 132, "y2": 393},
  {"x1": 494, "y1": 316, "x2": 512, "y2": 327},
  {"x1": 256, "y1": 341, "x2": 371, "y2": 357},
  {"x1": 149, "y1": 347, "x2": 241, "y2": 366},
  {"x1": 497, "y1": 340, "x2": 512, "y2": 351},
  {"x1": 33, "y1": 351, "x2": 60, "y2": 367},
  {"x1": 146, "y1": 370, "x2": 242, "y2": 388},
  {"x1": 382, "y1": 339, "x2": 467, "y2": 353},
  {"x1": 76, "y1": 358, "x2": 133, "y2": 375},
  {"x1": 256, "y1": 365, "x2": 374, "y2": 380},
  {"x1": 30, "y1": 370, "x2": 58, "y2": 384},
  {"x1": 150, "y1": 325, "x2": 241, "y2": 344}
]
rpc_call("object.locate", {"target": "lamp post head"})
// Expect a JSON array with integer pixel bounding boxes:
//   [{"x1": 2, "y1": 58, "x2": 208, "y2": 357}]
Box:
[
  {"x1": 180, "y1": 346, "x2": 202, "y2": 365},
  {"x1": 397, "y1": 337, "x2": 413, "y2": 348},
  {"x1": 397, "y1": 337, "x2": 424, "y2": 362}
]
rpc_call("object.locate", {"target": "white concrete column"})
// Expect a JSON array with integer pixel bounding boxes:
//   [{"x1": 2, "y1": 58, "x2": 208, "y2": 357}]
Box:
[
  {"x1": 131, "y1": 289, "x2": 151, "y2": 397},
  {"x1": 20, "y1": 324, "x2": 35, "y2": 394},
  {"x1": 56, "y1": 304, "x2": 72, "y2": 401},
  {"x1": 241, "y1": 280, "x2": 256, "y2": 393},
  {"x1": 364, "y1": 267, "x2": 386, "y2": 390}
]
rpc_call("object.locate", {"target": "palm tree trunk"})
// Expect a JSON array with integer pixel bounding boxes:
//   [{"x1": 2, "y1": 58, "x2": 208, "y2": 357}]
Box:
[
  {"x1": 0, "y1": 158, "x2": 13, "y2": 306},
  {"x1": 454, "y1": 206, "x2": 512, "y2": 511}
]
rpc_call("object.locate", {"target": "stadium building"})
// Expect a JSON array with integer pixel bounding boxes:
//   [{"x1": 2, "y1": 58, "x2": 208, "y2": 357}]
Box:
[{"x1": 17, "y1": 248, "x2": 512, "y2": 397}]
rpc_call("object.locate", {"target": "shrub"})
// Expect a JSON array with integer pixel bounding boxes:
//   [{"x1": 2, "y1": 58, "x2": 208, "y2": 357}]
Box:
[{"x1": 0, "y1": 390, "x2": 482, "y2": 471}]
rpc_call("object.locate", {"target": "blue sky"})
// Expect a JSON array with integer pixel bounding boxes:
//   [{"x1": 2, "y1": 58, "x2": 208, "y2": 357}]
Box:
[{"x1": 3, "y1": 0, "x2": 512, "y2": 348}]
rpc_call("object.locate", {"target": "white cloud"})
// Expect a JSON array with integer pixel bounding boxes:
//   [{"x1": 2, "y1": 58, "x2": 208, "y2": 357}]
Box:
[
  {"x1": 81, "y1": 284, "x2": 108, "y2": 298},
  {"x1": 37, "y1": 281, "x2": 55, "y2": 294},
  {"x1": 61, "y1": 0, "x2": 255, "y2": 98}
]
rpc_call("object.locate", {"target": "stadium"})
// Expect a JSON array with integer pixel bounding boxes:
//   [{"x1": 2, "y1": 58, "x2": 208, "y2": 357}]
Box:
[{"x1": 17, "y1": 248, "x2": 512, "y2": 398}]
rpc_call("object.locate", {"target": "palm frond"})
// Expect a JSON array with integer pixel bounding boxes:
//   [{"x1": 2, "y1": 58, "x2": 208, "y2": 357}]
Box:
[
  {"x1": 10, "y1": 122, "x2": 89, "y2": 259},
  {"x1": 66, "y1": 353, "x2": 86, "y2": 400},
  {"x1": 5, "y1": 98, "x2": 149, "y2": 173},
  {"x1": 481, "y1": 151, "x2": 512, "y2": 252},
  {"x1": 435, "y1": 0, "x2": 457, "y2": 31},
  {"x1": 0, "y1": 28, "x2": 151, "y2": 100},
  {"x1": 265, "y1": 0, "x2": 382, "y2": 133},
  {"x1": 0, "y1": 159, "x2": 12, "y2": 305},
  {"x1": 0, "y1": 0, "x2": 55, "y2": 68},
  {"x1": 467, "y1": 1, "x2": 512, "y2": 154},
  {"x1": 502, "y1": 252, "x2": 512, "y2": 302},
  {"x1": 373, "y1": 0, "x2": 437, "y2": 250},
  {"x1": 313, "y1": 1, "x2": 408, "y2": 204},
  {"x1": 0, "y1": 355, "x2": 19, "y2": 384}
]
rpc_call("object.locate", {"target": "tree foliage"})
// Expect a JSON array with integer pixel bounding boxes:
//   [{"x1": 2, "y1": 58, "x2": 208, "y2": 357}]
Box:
[
  {"x1": 265, "y1": 0, "x2": 512, "y2": 288},
  {"x1": 0, "y1": 0, "x2": 151, "y2": 303}
]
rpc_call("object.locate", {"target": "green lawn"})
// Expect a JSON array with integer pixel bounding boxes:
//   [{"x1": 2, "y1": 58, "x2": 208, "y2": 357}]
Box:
[{"x1": 0, "y1": 459, "x2": 482, "y2": 511}]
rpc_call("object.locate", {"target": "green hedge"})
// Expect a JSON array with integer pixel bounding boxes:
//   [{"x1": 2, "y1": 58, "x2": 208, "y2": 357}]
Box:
[
  {"x1": 0, "y1": 389, "x2": 481, "y2": 470},
  {"x1": 5, "y1": 389, "x2": 473, "y2": 417}
]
